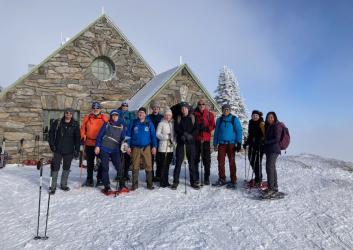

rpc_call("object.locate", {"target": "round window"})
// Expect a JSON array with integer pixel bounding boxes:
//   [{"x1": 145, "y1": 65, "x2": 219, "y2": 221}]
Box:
[{"x1": 91, "y1": 56, "x2": 115, "y2": 81}]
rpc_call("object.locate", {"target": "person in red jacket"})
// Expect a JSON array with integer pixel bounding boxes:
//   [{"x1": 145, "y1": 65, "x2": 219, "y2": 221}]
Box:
[
  {"x1": 80, "y1": 102, "x2": 108, "y2": 187},
  {"x1": 193, "y1": 99, "x2": 216, "y2": 185}
]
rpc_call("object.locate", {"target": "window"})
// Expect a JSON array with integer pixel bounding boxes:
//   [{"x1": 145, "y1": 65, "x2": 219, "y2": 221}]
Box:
[
  {"x1": 42, "y1": 110, "x2": 80, "y2": 141},
  {"x1": 91, "y1": 56, "x2": 115, "y2": 81}
]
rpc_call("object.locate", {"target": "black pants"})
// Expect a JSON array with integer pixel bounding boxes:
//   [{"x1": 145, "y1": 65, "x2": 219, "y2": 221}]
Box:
[
  {"x1": 51, "y1": 152, "x2": 73, "y2": 171},
  {"x1": 123, "y1": 153, "x2": 131, "y2": 178},
  {"x1": 248, "y1": 146, "x2": 264, "y2": 183},
  {"x1": 157, "y1": 151, "x2": 173, "y2": 186},
  {"x1": 265, "y1": 153, "x2": 279, "y2": 191},
  {"x1": 85, "y1": 146, "x2": 101, "y2": 181},
  {"x1": 194, "y1": 141, "x2": 211, "y2": 182},
  {"x1": 173, "y1": 143, "x2": 198, "y2": 184}
]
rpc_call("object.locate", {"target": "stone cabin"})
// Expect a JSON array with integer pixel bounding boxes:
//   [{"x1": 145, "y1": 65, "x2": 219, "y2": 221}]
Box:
[{"x1": 0, "y1": 14, "x2": 221, "y2": 163}]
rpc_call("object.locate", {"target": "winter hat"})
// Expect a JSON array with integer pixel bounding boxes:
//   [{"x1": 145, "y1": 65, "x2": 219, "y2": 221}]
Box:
[
  {"x1": 252, "y1": 110, "x2": 263, "y2": 116},
  {"x1": 64, "y1": 108, "x2": 74, "y2": 114},
  {"x1": 121, "y1": 101, "x2": 129, "y2": 107},
  {"x1": 222, "y1": 104, "x2": 231, "y2": 111},
  {"x1": 164, "y1": 108, "x2": 172, "y2": 116},
  {"x1": 110, "y1": 109, "x2": 119, "y2": 117},
  {"x1": 92, "y1": 101, "x2": 102, "y2": 109},
  {"x1": 151, "y1": 100, "x2": 160, "y2": 108},
  {"x1": 138, "y1": 107, "x2": 147, "y2": 114},
  {"x1": 180, "y1": 101, "x2": 189, "y2": 109}
]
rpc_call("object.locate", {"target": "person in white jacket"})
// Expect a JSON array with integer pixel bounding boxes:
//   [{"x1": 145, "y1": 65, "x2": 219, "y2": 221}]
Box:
[{"x1": 156, "y1": 108, "x2": 176, "y2": 187}]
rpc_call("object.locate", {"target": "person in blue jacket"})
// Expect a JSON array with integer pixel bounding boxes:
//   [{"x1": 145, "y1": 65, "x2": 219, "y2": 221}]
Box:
[
  {"x1": 118, "y1": 101, "x2": 136, "y2": 182},
  {"x1": 126, "y1": 107, "x2": 157, "y2": 190},
  {"x1": 95, "y1": 110, "x2": 127, "y2": 193},
  {"x1": 213, "y1": 104, "x2": 243, "y2": 188}
]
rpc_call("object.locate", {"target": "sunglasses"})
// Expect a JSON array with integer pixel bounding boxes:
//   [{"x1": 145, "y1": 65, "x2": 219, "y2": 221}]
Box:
[
  {"x1": 65, "y1": 112, "x2": 73, "y2": 115},
  {"x1": 122, "y1": 105, "x2": 128, "y2": 107},
  {"x1": 198, "y1": 103, "x2": 205, "y2": 106}
]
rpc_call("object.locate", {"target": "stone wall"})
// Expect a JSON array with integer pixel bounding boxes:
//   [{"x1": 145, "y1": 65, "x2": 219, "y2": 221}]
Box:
[
  {"x1": 147, "y1": 68, "x2": 220, "y2": 116},
  {"x1": 0, "y1": 16, "x2": 153, "y2": 163}
]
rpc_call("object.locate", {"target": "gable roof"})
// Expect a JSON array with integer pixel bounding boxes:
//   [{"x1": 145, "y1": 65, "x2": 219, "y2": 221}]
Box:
[
  {"x1": 128, "y1": 64, "x2": 222, "y2": 114},
  {"x1": 0, "y1": 14, "x2": 155, "y2": 99}
]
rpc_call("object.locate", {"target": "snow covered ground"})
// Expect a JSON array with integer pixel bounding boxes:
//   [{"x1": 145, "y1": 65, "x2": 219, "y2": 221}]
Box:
[{"x1": 1, "y1": 153, "x2": 353, "y2": 250}]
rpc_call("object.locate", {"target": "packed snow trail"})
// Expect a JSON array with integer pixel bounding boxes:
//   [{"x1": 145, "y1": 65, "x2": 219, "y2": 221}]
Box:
[{"x1": 0, "y1": 154, "x2": 353, "y2": 250}]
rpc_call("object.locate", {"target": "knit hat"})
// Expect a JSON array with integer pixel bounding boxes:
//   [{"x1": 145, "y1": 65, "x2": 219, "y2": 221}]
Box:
[
  {"x1": 110, "y1": 109, "x2": 119, "y2": 116},
  {"x1": 180, "y1": 102, "x2": 189, "y2": 109},
  {"x1": 222, "y1": 104, "x2": 231, "y2": 110},
  {"x1": 151, "y1": 100, "x2": 160, "y2": 108},
  {"x1": 64, "y1": 108, "x2": 74, "y2": 113},
  {"x1": 164, "y1": 108, "x2": 172, "y2": 116},
  {"x1": 252, "y1": 110, "x2": 263, "y2": 116},
  {"x1": 92, "y1": 101, "x2": 101, "y2": 109},
  {"x1": 121, "y1": 101, "x2": 128, "y2": 107},
  {"x1": 138, "y1": 107, "x2": 147, "y2": 114}
]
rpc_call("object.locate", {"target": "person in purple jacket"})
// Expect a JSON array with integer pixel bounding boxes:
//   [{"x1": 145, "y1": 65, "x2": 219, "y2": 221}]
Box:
[{"x1": 263, "y1": 111, "x2": 283, "y2": 198}]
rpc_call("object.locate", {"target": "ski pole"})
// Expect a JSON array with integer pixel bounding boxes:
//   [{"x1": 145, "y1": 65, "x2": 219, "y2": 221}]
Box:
[
  {"x1": 42, "y1": 176, "x2": 52, "y2": 240},
  {"x1": 184, "y1": 144, "x2": 187, "y2": 195},
  {"x1": 200, "y1": 140, "x2": 204, "y2": 186},
  {"x1": 34, "y1": 159, "x2": 44, "y2": 240}
]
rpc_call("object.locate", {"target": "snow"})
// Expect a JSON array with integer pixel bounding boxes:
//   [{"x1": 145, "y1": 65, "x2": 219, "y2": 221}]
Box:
[{"x1": 1, "y1": 154, "x2": 353, "y2": 249}]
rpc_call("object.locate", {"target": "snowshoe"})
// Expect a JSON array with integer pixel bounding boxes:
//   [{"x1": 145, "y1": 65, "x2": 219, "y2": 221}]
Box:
[
  {"x1": 101, "y1": 187, "x2": 118, "y2": 196},
  {"x1": 82, "y1": 179, "x2": 94, "y2": 187},
  {"x1": 260, "y1": 191, "x2": 286, "y2": 200},
  {"x1": 95, "y1": 180, "x2": 104, "y2": 187},
  {"x1": 49, "y1": 188, "x2": 56, "y2": 195},
  {"x1": 226, "y1": 182, "x2": 237, "y2": 189},
  {"x1": 118, "y1": 186, "x2": 130, "y2": 193},
  {"x1": 212, "y1": 179, "x2": 226, "y2": 187}
]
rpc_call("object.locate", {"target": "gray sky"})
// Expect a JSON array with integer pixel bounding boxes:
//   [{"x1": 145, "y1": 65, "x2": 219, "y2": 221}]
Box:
[{"x1": 1, "y1": 0, "x2": 353, "y2": 162}]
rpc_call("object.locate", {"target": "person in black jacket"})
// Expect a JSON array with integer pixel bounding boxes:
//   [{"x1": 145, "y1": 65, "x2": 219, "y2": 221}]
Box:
[
  {"x1": 243, "y1": 110, "x2": 265, "y2": 186},
  {"x1": 172, "y1": 102, "x2": 200, "y2": 190},
  {"x1": 147, "y1": 100, "x2": 163, "y2": 181},
  {"x1": 48, "y1": 108, "x2": 80, "y2": 194}
]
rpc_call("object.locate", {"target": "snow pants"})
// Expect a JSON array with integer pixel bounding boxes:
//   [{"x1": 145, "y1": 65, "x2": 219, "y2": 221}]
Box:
[
  {"x1": 265, "y1": 153, "x2": 279, "y2": 191},
  {"x1": 248, "y1": 146, "x2": 264, "y2": 183},
  {"x1": 157, "y1": 151, "x2": 173, "y2": 186},
  {"x1": 100, "y1": 151, "x2": 122, "y2": 187},
  {"x1": 195, "y1": 141, "x2": 211, "y2": 182},
  {"x1": 173, "y1": 143, "x2": 199, "y2": 185},
  {"x1": 217, "y1": 144, "x2": 237, "y2": 183},
  {"x1": 51, "y1": 152, "x2": 73, "y2": 171},
  {"x1": 85, "y1": 146, "x2": 102, "y2": 182}
]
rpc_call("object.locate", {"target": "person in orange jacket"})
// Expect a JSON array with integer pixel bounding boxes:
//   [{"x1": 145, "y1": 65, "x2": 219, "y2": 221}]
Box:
[{"x1": 80, "y1": 102, "x2": 108, "y2": 186}]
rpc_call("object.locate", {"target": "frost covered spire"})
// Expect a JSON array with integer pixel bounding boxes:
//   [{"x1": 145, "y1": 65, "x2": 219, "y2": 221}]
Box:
[{"x1": 215, "y1": 66, "x2": 248, "y2": 137}]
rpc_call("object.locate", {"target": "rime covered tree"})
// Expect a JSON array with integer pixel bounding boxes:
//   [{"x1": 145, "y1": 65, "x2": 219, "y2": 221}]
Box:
[{"x1": 215, "y1": 66, "x2": 249, "y2": 138}]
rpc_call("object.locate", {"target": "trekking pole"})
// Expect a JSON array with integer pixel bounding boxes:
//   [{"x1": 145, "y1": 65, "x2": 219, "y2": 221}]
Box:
[
  {"x1": 18, "y1": 138, "x2": 24, "y2": 167},
  {"x1": 247, "y1": 147, "x2": 253, "y2": 183},
  {"x1": 78, "y1": 149, "x2": 83, "y2": 189},
  {"x1": 184, "y1": 144, "x2": 187, "y2": 195},
  {"x1": 200, "y1": 139, "x2": 204, "y2": 186},
  {"x1": 244, "y1": 147, "x2": 247, "y2": 181},
  {"x1": 42, "y1": 176, "x2": 52, "y2": 240},
  {"x1": 34, "y1": 158, "x2": 44, "y2": 240},
  {"x1": 115, "y1": 151, "x2": 124, "y2": 197}
]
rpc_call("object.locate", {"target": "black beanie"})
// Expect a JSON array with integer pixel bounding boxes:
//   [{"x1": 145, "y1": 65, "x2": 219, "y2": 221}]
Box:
[
  {"x1": 138, "y1": 107, "x2": 147, "y2": 114},
  {"x1": 252, "y1": 110, "x2": 263, "y2": 117}
]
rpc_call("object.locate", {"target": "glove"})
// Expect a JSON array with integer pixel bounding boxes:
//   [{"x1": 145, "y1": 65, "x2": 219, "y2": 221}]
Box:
[
  {"x1": 236, "y1": 143, "x2": 242, "y2": 153},
  {"x1": 214, "y1": 145, "x2": 218, "y2": 151},
  {"x1": 183, "y1": 133, "x2": 193, "y2": 143},
  {"x1": 243, "y1": 143, "x2": 247, "y2": 150},
  {"x1": 50, "y1": 145, "x2": 56, "y2": 152},
  {"x1": 181, "y1": 135, "x2": 186, "y2": 143},
  {"x1": 73, "y1": 151, "x2": 79, "y2": 159}
]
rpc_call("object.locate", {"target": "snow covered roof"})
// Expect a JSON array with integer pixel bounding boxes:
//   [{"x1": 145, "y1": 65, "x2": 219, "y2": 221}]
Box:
[
  {"x1": 128, "y1": 66, "x2": 180, "y2": 110},
  {"x1": 129, "y1": 64, "x2": 221, "y2": 114}
]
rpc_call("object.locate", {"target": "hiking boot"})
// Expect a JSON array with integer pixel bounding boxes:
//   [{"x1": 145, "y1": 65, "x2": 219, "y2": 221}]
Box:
[
  {"x1": 102, "y1": 186, "x2": 111, "y2": 193},
  {"x1": 49, "y1": 187, "x2": 56, "y2": 195},
  {"x1": 262, "y1": 189, "x2": 277, "y2": 199},
  {"x1": 212, "y1": 179, "x2": 226, "y2": 187},
  {"x1": 60, "y1": 186, "x2": 70, "y2": 191},
  {"x1": 95, "y1": 179, "x2": 104, "y2": 187},
  {"x1": 153, "y1": 176, "x2": 160, "y2": 182},
  {"x1": 171, "y1": 183, "x2": 178, "y2": 190},
  {"x1": 84, "y1": 179, "x2": 94, "y2": 187},
  {"x1": 226, "y1": 182, "x2": 237, "y2": 189},
  {"x1": 146, "y1": 171, "x2": 154, "y2": 190},
  {"x1": 203, "y1": 180, "x2": 210, "y2": 185},
  {"x1": 191, "y1": 183, "x2": 200, "y2": 190}
]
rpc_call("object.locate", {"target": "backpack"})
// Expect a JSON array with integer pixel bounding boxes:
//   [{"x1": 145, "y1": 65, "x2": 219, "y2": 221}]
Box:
[
  {"x1": 278, "y1": 122, "x2": 290, "y2": 151},
  {"x1": 219, "y1": 115, "x2": 236, "y2": 134}
]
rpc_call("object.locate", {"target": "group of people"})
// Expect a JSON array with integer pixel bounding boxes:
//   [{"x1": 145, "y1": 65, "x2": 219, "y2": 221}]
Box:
[{"x1": 48, "y1": 99, "x2": 284, "y2": 199}]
